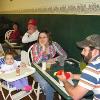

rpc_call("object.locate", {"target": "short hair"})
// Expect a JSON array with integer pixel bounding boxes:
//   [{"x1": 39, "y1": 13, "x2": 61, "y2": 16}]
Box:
[
  {"x1": 5, "y1": 51, "x2": 14, "y2": 58},
  {"x1": 37, "y1": 30, "x2": 52, "y2": 45}
]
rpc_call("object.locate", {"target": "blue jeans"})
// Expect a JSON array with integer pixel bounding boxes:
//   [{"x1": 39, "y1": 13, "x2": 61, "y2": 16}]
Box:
[{"x1": 33, "y1": 72, "x2": 54, "y2": 100}]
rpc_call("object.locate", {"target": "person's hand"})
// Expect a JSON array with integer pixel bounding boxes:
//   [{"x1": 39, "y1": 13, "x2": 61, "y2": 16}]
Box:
[
  {"x1": 20, "y1": 62, "x2": 26, "y2": 68},
  {"x1": 40, "y1": 43, "x2": 46, "y2": 51},
  {"x1": 47, "y1": 59, "x2": 56, "y2": 64},
  {"x1": 57, "y1": 72, "x2": 67, "y2": 83},
  {"x1": 0, "y1": 71, "x2": 5, "y2": 74}
]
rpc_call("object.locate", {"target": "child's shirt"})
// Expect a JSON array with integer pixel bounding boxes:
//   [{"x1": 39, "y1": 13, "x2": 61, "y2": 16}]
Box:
[{"x1": 1, "y1": 60, "x2": 21, "y2": 72}]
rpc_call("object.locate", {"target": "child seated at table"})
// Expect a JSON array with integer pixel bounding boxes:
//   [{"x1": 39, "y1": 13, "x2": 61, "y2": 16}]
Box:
[{"x1": 0, "y1": 51, "x2": 32, "y2": 91}]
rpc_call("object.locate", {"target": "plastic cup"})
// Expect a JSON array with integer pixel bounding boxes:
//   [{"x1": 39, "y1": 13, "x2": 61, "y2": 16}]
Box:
[
  {"x1": 42, "y1": 62, "x2": 46, "y2": 71},
  {"x1": 46, "y1": 63, "x2": 51, "y2": 71}
]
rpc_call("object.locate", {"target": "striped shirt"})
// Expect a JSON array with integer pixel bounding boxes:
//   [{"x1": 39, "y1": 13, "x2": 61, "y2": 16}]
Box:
[
  {"x1": 31, "y1": 41, "x2": 67, "y2": 64},
  {"x1": 78, "y1": 55, "x2": 100, "y2": 99},
  {"x1": 0, "y1": 56, "x2": 5, "y2": 68}
]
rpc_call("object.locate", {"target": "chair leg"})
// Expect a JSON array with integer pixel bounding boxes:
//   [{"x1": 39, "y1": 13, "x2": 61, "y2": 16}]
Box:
[
  {"x1": 58, "y1": 94, "x2": 62, "y2": 100},
  {"x1": 32, "y1": 80, "x2": 37, "y2": 95},
  {"x1": 36, "y1": 83, "x2": 41, "y2": 100},
  {"x1": 0, "y1": 87, "x2": 6, "y2": 100},
  {"x1": 9, "y1": 92, "x2": 13, "y2": 100},
  {"x1": 29, "y1": 94, "x2": 33, "y2": 100},
  {"x1": 32, "y1": 80, "x2": 42, "y2": 100},
  {"x1": 5, "y1": 92, "x2": 11, "y2": 100}
]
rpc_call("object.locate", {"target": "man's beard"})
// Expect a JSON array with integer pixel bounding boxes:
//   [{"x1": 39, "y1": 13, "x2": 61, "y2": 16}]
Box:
[{"x1": 83, "y1": 52, "x2": 92, "y2": 64}]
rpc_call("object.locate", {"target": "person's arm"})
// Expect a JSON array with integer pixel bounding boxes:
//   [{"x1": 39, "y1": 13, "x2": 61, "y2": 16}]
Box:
[
  {"x1": 0, "y1": 64, "x2": 6, "y2": 72},
  {"x1": 22, "y1": 32, "x2": 30, "y2": 43},
  {"x1": 48, "y1": 42, "x2": 67, "y2": 65},
  {"x1": 73, "y1": 74, "x2": 81, "y2": 80},
  {"x1": 54, "y1": 42, "x2": 67, "y2": 59},
  {"x1": 9, "y1": 30, "x2": 20, "y2": 42},
  {"x1": 22, "y1": 31, "x2": 39, "y2": 43},
  {"x1": 63, "y1": 81, "x2": 89, "y2": 100},
  {"x1": 57, "y1": 73, "x2": 89, "y2": 100}
]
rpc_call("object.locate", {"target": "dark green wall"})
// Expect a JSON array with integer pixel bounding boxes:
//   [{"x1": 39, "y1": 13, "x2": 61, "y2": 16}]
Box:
[{"x1": 1, "y1": 14, "x2": 100, "y2": 60}]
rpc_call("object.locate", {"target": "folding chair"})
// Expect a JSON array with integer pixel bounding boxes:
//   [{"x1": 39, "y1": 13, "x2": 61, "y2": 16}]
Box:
[
  {"x1": 5, "y1": 30, "x2": 14, "y2": 40},
  {"x1": 0, "y1": 43, "x2": 5, "y2": 54},
  {"x1": 28, "y1": 45, "x2": 42, "y2": 100}
]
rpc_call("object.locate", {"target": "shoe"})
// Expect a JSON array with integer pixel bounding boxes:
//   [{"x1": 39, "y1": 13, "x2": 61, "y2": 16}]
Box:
[{"x1": 23, "y1": 85, "x2": 32, "y2": 92}]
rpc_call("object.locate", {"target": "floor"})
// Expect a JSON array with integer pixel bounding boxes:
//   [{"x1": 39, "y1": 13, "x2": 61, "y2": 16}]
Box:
[{"x1": 0, "y1": 90, "x2": 61, "y2": 100}]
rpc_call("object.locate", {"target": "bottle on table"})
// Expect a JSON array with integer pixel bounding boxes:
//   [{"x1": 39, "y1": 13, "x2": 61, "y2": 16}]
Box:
[
  {"x1": 16, "y1": 65, "x2": 20, "y2": 76},
  {"x1": 42, "y1": 55, "x2": 48, "y2": 71}
]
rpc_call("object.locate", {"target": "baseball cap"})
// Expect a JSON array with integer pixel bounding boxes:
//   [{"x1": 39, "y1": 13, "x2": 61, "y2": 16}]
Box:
[
  {"x1": 76, "y1": 34, "x2": 100, "y2": 49},
  {"x1": 28, "y1": 19, "x2": 37, "y2": 26}
]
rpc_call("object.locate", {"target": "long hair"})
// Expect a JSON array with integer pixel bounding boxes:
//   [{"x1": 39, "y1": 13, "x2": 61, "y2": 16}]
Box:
[{"x1": 37, "y1": 30, "x2": 52, "y2": 45}]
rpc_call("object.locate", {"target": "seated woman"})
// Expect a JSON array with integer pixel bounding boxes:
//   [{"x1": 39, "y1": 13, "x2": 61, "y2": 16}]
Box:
[
  {"x1": 31, "y1": 30, "x2": 67, "y2": 100},
  {"x1": 5, "y1": 22, "x2": 21, "y2": 43},
  {"x1": 3, "y1": 22, "x2": 21, "y2": 53},
  {"x1": 0, "y1": 51, "x2": 32, "y2": 91}
]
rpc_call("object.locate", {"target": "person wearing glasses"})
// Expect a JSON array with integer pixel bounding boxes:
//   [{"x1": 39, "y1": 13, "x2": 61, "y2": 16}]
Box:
[{"x1": 31, "y1": 30, "x2": 67, "y2": 100}]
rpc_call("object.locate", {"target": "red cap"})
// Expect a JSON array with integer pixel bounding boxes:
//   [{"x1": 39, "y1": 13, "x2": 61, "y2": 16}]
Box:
[{"x1": 28, "y1": 19, "x2": 37, "y2": 26}]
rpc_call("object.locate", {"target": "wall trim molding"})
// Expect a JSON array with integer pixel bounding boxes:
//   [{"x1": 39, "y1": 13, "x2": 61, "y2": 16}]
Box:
[{"x1": 1, "y1": 3, "x2": 100, "y2": 15}]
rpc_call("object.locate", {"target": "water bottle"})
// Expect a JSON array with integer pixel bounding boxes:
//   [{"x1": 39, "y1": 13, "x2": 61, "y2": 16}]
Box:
[
  {"x1": 42, "y1": 55, "x2": 48, "y2": 71},
  {"x1": 16, "y1": 66, "x2": 20, "y2": 76}
]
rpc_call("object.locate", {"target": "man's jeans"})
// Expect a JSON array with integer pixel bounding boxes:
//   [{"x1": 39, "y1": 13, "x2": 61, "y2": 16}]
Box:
[{"x1": 33, "y1": 72, "x2": 54, "y2": 100}]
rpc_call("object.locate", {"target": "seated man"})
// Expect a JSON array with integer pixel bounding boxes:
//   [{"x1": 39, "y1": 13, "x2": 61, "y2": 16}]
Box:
[
  {"x1": 57, "y1": 34, "x2": 100, "y2": 100},
  {"x1": 21, "y1": 18, "x2": 39, "y2": 65}
]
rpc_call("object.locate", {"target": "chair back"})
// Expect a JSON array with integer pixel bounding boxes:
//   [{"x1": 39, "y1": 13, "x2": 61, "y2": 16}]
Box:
[
  {"x1": 5, "y1": 30, "x2": 14, "y2": 40},
  {"x1": 28, "y1": 45, "x2": 34, "y2": 66},
  {"x1": 0, "y1": 44, "x2": 4, "y2": 54}
]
